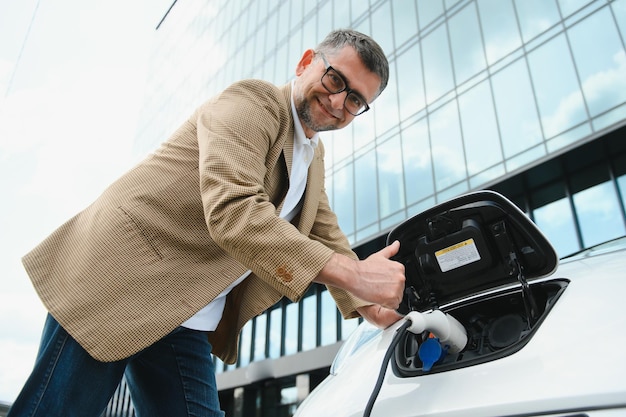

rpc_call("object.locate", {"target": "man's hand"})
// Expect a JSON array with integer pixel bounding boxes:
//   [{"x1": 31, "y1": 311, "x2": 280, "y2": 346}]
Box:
[
  {"x1": 314, "y1": 240, "x2": 405, "y2": 310},
  {"x1": 357, "y1": 304, "x2": 403, "y2": 329}
]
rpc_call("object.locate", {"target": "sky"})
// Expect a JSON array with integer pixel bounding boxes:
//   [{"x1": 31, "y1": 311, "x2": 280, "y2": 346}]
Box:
[{"x1": 0, "y1": 0, "x2": 173, "y2": 404}]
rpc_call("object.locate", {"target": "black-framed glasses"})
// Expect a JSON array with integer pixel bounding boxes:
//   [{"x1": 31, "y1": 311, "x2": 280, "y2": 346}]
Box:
[{"x1": 319, "y1": 54, "x2": 370, "y2": 116}]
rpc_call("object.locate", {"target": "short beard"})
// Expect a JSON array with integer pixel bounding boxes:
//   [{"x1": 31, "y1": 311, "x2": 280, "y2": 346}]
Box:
[{"x1": 296, "y1": 96, "x2": 337, "y2": 133}]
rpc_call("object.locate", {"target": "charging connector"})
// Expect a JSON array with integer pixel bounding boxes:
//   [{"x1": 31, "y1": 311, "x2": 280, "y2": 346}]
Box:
[
  {"x1": 405, "y1": 310, "x2": 468, "y2": 354},
  {"x1": 363, "y1": 311, "x2": 467, "y2": 417}
]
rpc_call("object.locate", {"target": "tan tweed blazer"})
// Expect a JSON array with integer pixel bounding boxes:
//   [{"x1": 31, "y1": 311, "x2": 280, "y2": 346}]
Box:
[{"x1": 22, "y1": 80, "x2": 367, "y2": 364}]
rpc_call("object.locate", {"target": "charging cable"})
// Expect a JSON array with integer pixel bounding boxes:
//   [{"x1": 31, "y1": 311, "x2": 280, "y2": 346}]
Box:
[{"x1": 363, "y1": 310, "x2": 468, "y2": 417}]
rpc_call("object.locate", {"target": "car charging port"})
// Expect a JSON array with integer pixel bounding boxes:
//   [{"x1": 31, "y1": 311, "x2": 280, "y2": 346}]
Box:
[{"x1": 392, "y1": 278, "x2": 569, "y2": 379}]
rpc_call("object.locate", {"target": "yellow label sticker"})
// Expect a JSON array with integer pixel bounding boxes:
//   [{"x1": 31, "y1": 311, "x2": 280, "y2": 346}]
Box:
[{"x1": 435, "y1": 238, "x2": 481, "y2": 272}]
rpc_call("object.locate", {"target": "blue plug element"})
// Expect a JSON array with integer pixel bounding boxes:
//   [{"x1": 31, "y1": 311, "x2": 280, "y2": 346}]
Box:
[{"x1": 418, "y1": 337, "x2": 448, "y2": 372}]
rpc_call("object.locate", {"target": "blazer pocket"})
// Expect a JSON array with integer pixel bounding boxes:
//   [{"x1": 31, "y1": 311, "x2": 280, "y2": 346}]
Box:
[{"x1": 117, "y1": 206, "x2": 164, "y2": 260}]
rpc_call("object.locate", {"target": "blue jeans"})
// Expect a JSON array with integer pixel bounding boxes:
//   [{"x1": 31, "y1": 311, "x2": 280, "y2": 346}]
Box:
[{"x1": 7, "y1": 314, "x2": 225, "y2": 417}]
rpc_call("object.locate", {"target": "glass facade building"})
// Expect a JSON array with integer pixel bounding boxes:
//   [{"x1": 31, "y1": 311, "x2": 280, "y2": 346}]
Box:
[{"x1": 121, "y1": 0, "x2": 626, "y2": 415}]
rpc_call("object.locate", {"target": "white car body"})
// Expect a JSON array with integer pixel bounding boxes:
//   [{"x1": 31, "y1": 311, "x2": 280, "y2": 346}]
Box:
[{"x1": 295, "y1": 193, "x2": 626, "y2": 417}]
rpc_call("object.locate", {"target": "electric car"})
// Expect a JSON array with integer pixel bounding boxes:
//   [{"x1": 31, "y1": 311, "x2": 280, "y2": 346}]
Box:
[{"x1": 294, "y1": 191, "x2": 626, "y2": 417}]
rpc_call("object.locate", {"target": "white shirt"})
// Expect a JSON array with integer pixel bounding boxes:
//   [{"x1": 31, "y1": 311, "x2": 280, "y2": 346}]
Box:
[{"x1": 182, "y1": 83, "x2": 318, "y2": 331}]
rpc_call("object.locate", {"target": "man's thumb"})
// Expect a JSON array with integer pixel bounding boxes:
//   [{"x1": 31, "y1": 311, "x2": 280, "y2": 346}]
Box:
[{"x1": 377, "y1": 240, "x2": 400, "y2": 259}]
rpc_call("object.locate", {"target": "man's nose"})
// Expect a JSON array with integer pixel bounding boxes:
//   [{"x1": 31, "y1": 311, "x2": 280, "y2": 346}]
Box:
[{"x1": 328, "y1": 91, "x2": 347, "y2": 110}]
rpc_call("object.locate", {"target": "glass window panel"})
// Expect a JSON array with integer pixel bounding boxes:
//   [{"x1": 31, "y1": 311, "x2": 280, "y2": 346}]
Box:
[
  {"x1": 374, "y1": 60, "x2": 400, "y2": 135},
  {"x1": 331, "y1": 127, "x2": 354, "y2": 162},
  {"x1": 321, "y1": 290, "x2": 338, "y2": 346},
  {"x1": 613, "y1": 0, "x2": 626, "y2": 42},
  {"x1": 351, "y1": 0, "x2": 369, "y2": 21},
  {"x1": 269, "y1": 307, "x2": 282, "y2": 359},
  {"x1": 253, "y1": 23, "x2": 267, "y2": 69},
  {"x1": 334, "y1": 0, "x2": 351, "y2": 29},
  {"x1": 280, "y1": 386, "x2": 298, "y2": 406},
  {"x1": 618, "y1": 174, "x2": 626, "y2": 211},
  {"x1": 567, "y1": 8, "x2": 626, "y2": 117},
  {"x1": 437, "y1": 181, "x2": 469, "y2": 201},
  {"x1": 417, "y1": 0, "x2": 445, "y2": 29},
  {"x1": 302, "y1": 14, "x2": 317, "y2": 52},
  {"x1": 514, "y1": 0, "x2": 560, "y2": 43},
  {"x1": 332, "y1": 163, "x2": 355, "y2": 236},
  {"x1": 445, "y1": 0, "x2": 462, "y2": 9},
  {"x1": 402, "y1": 119, "x2": 434, "y2": 205},
  {"x1": 448, "y1": 3, "x2": 487, "y2": 85},
  {"x1": 546, "y1": 122, "x2": 591, "y2": 153},
  {"x1": 264, "y1": 18, "x2": 278, "y2": 80},
  {"x1": 477, "y1": 0, "x2": 522, "y2": 65},
  {"x1": 392, "y1": 0, "x2": 418, "y2": 47},
  {"x1": 408, "y1": 196, "x2": 436, "y2": 217},
  {"x1": 253, "y1": 314, "x2": 267, "y2": 362},
  {"x1": 304, "y1": 0, "x2": 316, "y2": 16},
  {"x1": 506, "y1": 144, "x2": 546, "y2": 172},
  {"x1": 458, "y1": 80, "x2": 502, "y2": 176},
  {"x1": 353, "y1": 106, "x2": 377, "y2": 149},
  {"x1": 284, "y1": 302, "x2": 299, "y2": 355},
  {"x1": 533, "y1": 198, "x2": 580, "y2": 257},
  {"x1": 290, "y1": 1, "x2": 303, "y2": 30},
  {"x1": 469, "y1": 163, "x2": 506, "y2": 189},
  {"x1": 355, "y1": 150, "x2": 379, "y2": 229},
  {"x1": 274, "y1": 43, "x2": 289, "y2": 84},
  {"x1": 371, "y1": 2, "x2": 394, "y2": 55},
  {"x1": 318, "y1": 1, "x2": 333, "y2": 41},
  {"x1": 491, "y1": 59, "x2": 543, "y2": 158},
  {"x1": 301, "y1": 294, "x2": 317, "y2": 351},
  {"x1": 288, "y1": 30, "x2": 302, "y2": 80},
  {"x1": 341, "y1": 317, "x2": 360, "y2": 341},
  {"x1": 377, "y1": 135, "x2": 405, "y2": 218},
  {"x1": 396, "y1": 45, "x2": 426, "y2": 121},
  {"x1": 422, "y1": 25, "x2": 454, "y2": 104},
  {"x1": 239, "y1": 321, "x2": 252, "y2": 366},
  {"x1": 592, "y1": 102, "x2": 626, "y2": 132},
  {"x1": 573, "y1": 182, "x2": 626, "y2": 248},
  {"x1": 278, "y1": 1, "x2": 289, "y2": 31},
  {"x1": 430, "y1": 101, "x2": 466, "y2": 190},
  {"x1": 558, "y1": 0, "x2": 594, "y2": 18},
  {"x1": 527, "y1": 34, "x2": 587, "y2": 138},
  {"x1": 356, "y1": 224, "x2": 379, "y2": 242}
]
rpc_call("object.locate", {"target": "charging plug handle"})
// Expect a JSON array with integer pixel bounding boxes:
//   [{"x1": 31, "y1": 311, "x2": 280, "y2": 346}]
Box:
[{"x1": 404, "y1": 310, "x2": 468, "y2": 353}]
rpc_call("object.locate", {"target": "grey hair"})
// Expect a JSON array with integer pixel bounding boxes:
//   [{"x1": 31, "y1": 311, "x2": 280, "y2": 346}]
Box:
[{"x1": 315, "y1": 29, "x2": 389, "y2": 99}]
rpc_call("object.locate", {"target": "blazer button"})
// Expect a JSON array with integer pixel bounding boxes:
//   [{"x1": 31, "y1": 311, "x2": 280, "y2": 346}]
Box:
[{"x1": 276, "y1": 265, "x2": 293, "y2": 282}]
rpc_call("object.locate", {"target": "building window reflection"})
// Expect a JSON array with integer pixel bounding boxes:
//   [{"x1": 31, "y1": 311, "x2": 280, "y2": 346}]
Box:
[
  {"x1": 477, "y1": 0, "x2": 522, "y2": 65},
  {"x1": 573, "y1": 181, "x2": 626, "y2": 248},
  {"x1": 320, "y1": 290, "x2": 338, "y2": 346},
  {"x1": 301, "y1": 292, "x2": 317, "y2": 352},
  {"x1": 527, "y1": 34, "x2": 587, "y2": 139},
  {"x1": 284, "y1": 302, "x2": 299, "y2": 356},
  {"x1": 568, "y1": 6, "x2": 626, "y2": 118},
  {"x1": 253, "y1": 313, "x2": 267, "y2": 362},
  {"x1": 448, "y1": 2, "x2": 485, "y2": 85},
  {"x1": 532, "y1": 197, "x2": 580, "y2": 257},
  {"x1": 269, "y1": 306, "x2": 282, "y2": 359}
]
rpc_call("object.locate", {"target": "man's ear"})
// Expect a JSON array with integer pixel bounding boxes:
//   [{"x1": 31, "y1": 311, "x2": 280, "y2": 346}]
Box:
[{"x1": 295, "y1": 49, "x2": 316, "y2": 76}]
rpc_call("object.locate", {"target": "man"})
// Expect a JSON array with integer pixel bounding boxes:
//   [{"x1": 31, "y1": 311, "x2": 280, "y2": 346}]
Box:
[{"x1": 8, "y1": 29, "x2": 405, "y2": 417}]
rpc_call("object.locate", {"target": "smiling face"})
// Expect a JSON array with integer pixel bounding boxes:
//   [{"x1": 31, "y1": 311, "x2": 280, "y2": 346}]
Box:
[{"x1": 292, "y1": 46, "x2": 382, "y2": 138}]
